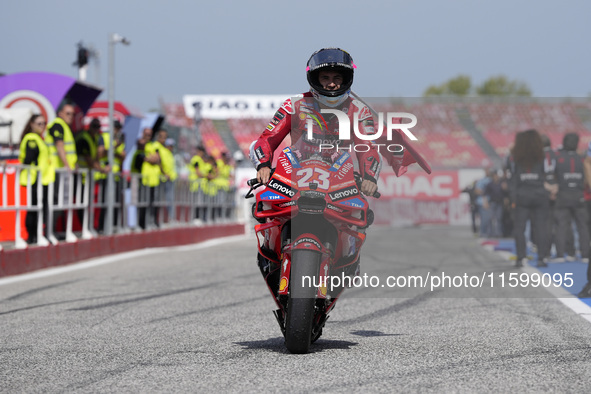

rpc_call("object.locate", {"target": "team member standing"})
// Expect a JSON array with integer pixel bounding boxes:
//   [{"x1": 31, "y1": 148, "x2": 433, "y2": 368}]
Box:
[
  {"x1": 45, "y1": 103, "x2": 78, "y2": 173},
  {"x1": 579, "y1": 141, "x2": 591, "y2": 298},
  {"x1": 75, "y1": 117, "x2": 103, "y2": 229},
  {"x1": 95, "y1": 121, "x2": 114, "y2": 233},
  {"x1": 509, "y1": 129, "x2": 554, "y2": 268},
  {"x1": 139, "y1": 129, "x2": 165, "y2": 228},
  {"x1": 112, "y1": 120, "x2": 126, "y2": 227},
  {"x1": 45, "y1": 103, "x2": 78, "y2": 238},
  {"x1": 19, "y1": 114, "x2": 54, "y2": 244},
  {"x1": 552, "y1": 133, "x2": 589, "y2": 264},
  {"x1": 160, "y1": 136, "x2": 178, "y2": 223}
]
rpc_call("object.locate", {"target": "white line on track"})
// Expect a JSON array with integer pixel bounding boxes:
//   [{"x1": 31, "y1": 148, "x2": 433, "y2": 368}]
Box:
[
  {"x1": 0, "y1": 234, "x2": 253, "y2": 287},
  {"x1": 500, "y1": 247, "x2": 591, "y2": 324}
]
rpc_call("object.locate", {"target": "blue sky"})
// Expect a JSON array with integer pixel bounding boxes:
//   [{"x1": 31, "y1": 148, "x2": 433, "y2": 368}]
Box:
[{"x1": 2, "y1": 0, "x2": 589, "y2": 112}]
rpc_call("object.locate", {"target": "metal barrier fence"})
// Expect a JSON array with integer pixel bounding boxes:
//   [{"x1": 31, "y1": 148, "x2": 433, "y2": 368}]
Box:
[{"x1": 0, "y1": 162, "x2": 237, "y2": 250}]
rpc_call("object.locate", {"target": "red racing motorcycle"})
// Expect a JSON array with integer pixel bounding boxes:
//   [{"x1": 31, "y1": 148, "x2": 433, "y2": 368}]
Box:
[{"x1": 246, "y1": 147, "x2": 379, "y2": 354}]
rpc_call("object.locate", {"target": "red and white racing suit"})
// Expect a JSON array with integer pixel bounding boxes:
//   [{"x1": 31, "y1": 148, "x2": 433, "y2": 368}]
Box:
[{"x1": 250, "y1": 92, "x2": 382, "y2": 182}]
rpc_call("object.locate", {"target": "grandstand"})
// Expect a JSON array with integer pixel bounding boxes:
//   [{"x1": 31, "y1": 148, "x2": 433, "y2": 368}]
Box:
[
  {"x1": 466, "y1": 102, "x2": 591, "y2": 158},
  {"x1": 163, "y1": 97, "x2": 591, "y2": 170},
  {"x1": 374, "y1": 101, "x2": 492, "y2": 168}
]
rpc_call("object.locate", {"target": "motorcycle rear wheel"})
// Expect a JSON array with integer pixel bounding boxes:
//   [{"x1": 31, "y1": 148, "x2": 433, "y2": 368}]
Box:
[{"x1": 285, "y1": 249, "x2": 321, "y2": 354}]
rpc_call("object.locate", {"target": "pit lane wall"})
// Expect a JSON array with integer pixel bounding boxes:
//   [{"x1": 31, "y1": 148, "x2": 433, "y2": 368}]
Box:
[
  {"x1": 0, "y1": 223, "x2": 245, "y2": 278},
  {"x1": 371, "y1": 168, "x2": 485, "y2": 226}
]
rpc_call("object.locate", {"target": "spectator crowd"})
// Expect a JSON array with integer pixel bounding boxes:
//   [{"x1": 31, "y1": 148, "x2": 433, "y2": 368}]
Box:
[{"x1": 16, "y1": 102, "x2": 234, "y2": 245}]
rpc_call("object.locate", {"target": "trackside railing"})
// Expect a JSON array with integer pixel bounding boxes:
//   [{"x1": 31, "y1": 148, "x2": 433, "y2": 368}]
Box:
[{"x1": 0, "y1": 162, "x2": 238, "y2": 250}]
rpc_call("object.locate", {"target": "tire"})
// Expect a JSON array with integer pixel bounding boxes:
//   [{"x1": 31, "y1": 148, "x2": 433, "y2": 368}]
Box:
[{"x1": 284, "y1": 249, "x2": 321, "y2": 354}]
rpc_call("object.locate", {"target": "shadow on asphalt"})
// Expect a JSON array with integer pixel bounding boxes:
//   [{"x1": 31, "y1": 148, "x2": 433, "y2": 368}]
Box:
[
  {"x1": 234, "y1": 337, "x2": 359, "y2": 353},
  {"x1": 349, "y1": 330, "x2": 403, "y2": 337}
]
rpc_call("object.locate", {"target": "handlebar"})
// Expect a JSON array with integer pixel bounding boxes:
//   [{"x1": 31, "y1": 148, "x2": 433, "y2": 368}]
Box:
[
  {"x1": 354, "y1": 172, "x2": 381, "y2": 199},
  {"x1": 246, "y1": 171, "x2": 380, "y2": 198}
]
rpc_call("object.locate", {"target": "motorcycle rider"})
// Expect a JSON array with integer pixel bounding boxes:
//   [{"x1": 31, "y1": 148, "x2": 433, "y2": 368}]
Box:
[
  {"x1": 251, "y1": 47, "x2": 380, "y2": 194},
  {"x1": 249, "y1": 48, "x2": 382, "y2": 292}
]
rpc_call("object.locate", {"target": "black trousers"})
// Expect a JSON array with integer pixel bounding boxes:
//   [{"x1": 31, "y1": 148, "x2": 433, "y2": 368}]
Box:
[
  {"x1": 138, "y1": 185, "x2": 159, "y2": 229},
  {"x1": 25, "y1": 183, "x2": 48, "y2": 242},
  {"x1": 513, "y1": 195, "x2": 549, "y2": 262},
  {"x1": 555, "y1": 202, "x2": 590, "y2": 261}
]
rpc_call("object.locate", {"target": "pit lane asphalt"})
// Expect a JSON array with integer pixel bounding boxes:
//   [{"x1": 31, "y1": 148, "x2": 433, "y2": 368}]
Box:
[{"x1": 1, "y1": 226, "x2": 590, "y2": 392}]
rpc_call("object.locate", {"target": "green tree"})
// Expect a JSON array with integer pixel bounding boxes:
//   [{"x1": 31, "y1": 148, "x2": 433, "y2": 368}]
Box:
[
  {"x1": 423, "y1": 74, "x2": 532, "y2": 97},
  {"x1": 475, "y1": 75, "x2": 532, "y2": 96},
  {"x1": 423, "y1": 74, "x2": 471, "y2": 96},
  {"x1": 446, "y1": 75, "x2": 471, "y2": 96},
  {"x1": 424, "y1": 85, "x2": 445, "y2": 96}
]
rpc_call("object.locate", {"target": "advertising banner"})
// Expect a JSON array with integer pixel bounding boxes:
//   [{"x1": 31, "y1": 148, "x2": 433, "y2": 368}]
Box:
[{"x1": 183, "y1": 94, "x2": 291, "y2": 119}]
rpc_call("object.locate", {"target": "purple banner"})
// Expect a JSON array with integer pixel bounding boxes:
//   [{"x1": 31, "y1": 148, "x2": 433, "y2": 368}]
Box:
[{"x1": 0, "y1": 72, "x2": 102, "y2": 122}]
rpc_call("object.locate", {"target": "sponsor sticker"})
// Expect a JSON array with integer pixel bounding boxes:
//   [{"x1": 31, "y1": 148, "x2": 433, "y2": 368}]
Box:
[
  {"x1": 260, "y1": 191, "x2": 284, "y2": 200},
  {"x1": 370, "y1": 158, "x2": 379, "y2": 174},
  {"x1": 357, "y1": 105, "x2": 372, "y2": 120},
  {"x1": 330, "y1": 180, "x2": 356, "y2": 191},
  {"x1": 330, "y1": 152, "x2": 351, "y2": 172},
  {"x1": 294, "y1": 237, "x2": 322, "y2": 250},
  {"x1": 329, "y1": 186, "x2": 359, "y2": 202},
  {"x1": 280, "y1": 98, "x2": 293, "y2": 114},
  {"x1": 282, "y1": 147, "x2": 301, "y2": 168},
  {"x1": 268, "y1": 178, "x2": 297, "y2": 198},
  {"x1": 340, "y1": 197, "x2": 365, "y2": 208},
  {"x1": 277, "y1": 156, "x2": 293, "y2": 175},
  {"x1": 327, "y1": 203, "x2": 345, "y2": 213},
  {"x1": 279, "y1": 277, "x2": 288, "y2": 292},
  {"x1": 336, "y1": 162, "x2": 354, "y2": 179}
]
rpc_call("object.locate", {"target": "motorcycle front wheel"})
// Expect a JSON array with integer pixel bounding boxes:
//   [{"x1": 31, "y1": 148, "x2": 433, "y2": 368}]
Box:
[{"x1": 284, "y1": 249, "x2": 321, "y2": 354}]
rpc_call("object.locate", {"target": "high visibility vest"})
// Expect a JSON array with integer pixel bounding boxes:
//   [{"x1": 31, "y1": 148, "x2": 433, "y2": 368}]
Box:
[
  {"x1": 201, "y1": 161, "x2": 216, "y2": 196},
  {"x1": 114, "y1": 142, "x2": 125, "y2": 174},
  {"x1": 74, "y1": 130, "x2": 97, "y2": 169},
  {"x1": 214, "y1": 159, "x2": 231, "y2": 191},
  {"x1": 131, "y1": 148, "x2": 143, "y2": 174},
  {"x1": 141, "y1": 141, "x2": 163, "y2": 187},
  {"x1": 188, "y1": 154, "x2": 205, "y2": 192},
  {"x1": 95, "y1": 132, "x2": 111, "y2": 181},
  {"x1": 45, "y1": 117, "x2": 77, "y2": 169},
  {"x1": 74, "y1": 130, "x2": 98, "y2": 183},
  {"x1": 19, "y1": 133, "x2": 55, "y2": 186},
  {"x1": 160, "y1": 147, "x2": 177, "y2": 182}
]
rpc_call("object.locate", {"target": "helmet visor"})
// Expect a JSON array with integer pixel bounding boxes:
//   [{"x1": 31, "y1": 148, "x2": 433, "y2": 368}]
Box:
[{"x1": 307, "y1": 49, "x2": 354, "y2": 72}]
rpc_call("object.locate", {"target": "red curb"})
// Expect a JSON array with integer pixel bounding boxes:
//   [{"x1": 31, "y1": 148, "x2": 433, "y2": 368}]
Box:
[
  {"x1": 2, "y1": 248, "x2": 27, "y2": 276},
  {"x1": 58, "y1": 242, "x2": 77, "y2": 266},
  {"x1": 76, "y1": 239, "x2": 96, "y2": 262},
  {"x1": 0, "y1": 223, "x2": 245, "y2": 278},
  {"x1": 95, "y1": 237, "x2": 113, "y2": 257},
  {"x1": 28, "y1": 246, "x2": 48, "y2": 272}
]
